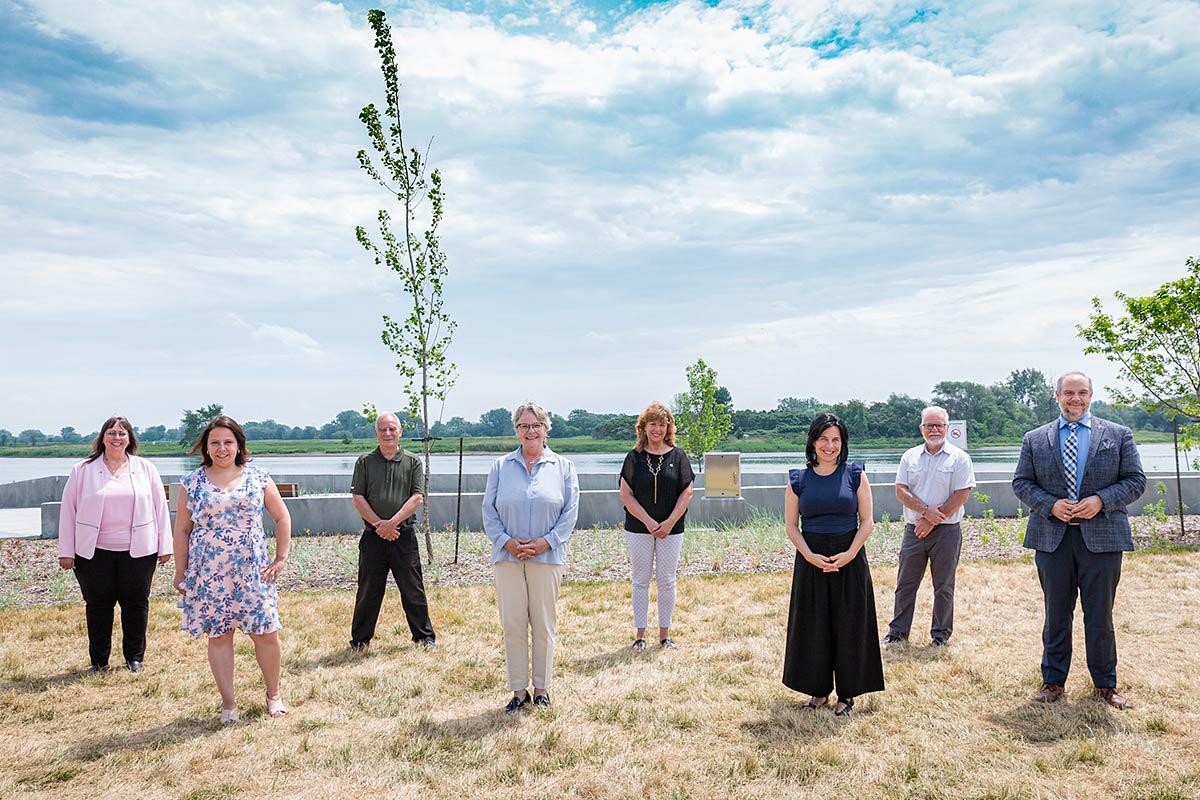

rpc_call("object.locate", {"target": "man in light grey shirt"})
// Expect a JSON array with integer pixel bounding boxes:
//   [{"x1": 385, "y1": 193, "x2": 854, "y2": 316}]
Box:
[{"x1": 883, "y1": 406, "x2": 976, "y2": 647}]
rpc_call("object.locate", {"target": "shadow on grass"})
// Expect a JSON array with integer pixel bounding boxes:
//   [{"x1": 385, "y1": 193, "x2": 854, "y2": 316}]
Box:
[
  {"x1": 741, "y1": 698, "x2": 866, "y2": 743},
  {"x1": 987, "y1": 697, "x2": 1133, "y2": 743},
  {"x1": 284, "y1": 643, "x2": 404, "y2": 673},
  {"x1": 66, "y1": 714, "x2": 218, "y2": 761},
  {"x1": 413, "y1": 707, "x2": 521, "y2": 740},
  {"x1": 567, "y1": 645, "x2": 664, "y2": 676},
  {"x1": 0, "y1": 668, "x2": 94, "y2": 695}
]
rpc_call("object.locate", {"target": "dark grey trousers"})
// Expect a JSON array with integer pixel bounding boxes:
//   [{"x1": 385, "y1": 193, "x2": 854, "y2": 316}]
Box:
[
  {"x1": 1034, "y1": 524, "x2": 1122, "y2": 688},
  {"x1": 887, "y1": 522, "x2": 962, "y2": 641}
]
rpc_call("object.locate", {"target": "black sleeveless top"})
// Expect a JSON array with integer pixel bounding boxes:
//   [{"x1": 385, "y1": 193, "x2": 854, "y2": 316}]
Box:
[
  {"x1": 620, "y1": 447, "x2": 695, "y2": 534},
  {"x1": 788, "y1": 462, "x2": 864, "y2": 534}
]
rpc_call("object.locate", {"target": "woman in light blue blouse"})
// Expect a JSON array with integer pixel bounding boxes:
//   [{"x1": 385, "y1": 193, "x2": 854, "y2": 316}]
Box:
[{"x1": 482, "y1": 401, "x2": 579, "y2": 714}]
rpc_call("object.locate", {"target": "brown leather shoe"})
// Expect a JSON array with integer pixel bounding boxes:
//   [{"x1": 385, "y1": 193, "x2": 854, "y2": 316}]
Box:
[
  {"x1": 1094, "y1": 687, "x2": 1133, "y2": 710},
  {"x1": 1034, "y1": 683, "x2": 1065, "y2": 703}
]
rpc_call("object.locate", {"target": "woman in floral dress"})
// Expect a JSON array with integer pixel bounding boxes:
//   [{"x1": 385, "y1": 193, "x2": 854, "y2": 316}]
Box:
[{"x1": 173, "y1": 416, "x2": 291, "y2": 724}]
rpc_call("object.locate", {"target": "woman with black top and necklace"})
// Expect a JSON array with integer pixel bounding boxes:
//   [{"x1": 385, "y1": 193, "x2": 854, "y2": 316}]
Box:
[
  {"x1": 782, "y1": 413, "x2": 884, "y2": 716},
  {"x1": 619, "y1": 402, "x2": 695, "y2": 651}
]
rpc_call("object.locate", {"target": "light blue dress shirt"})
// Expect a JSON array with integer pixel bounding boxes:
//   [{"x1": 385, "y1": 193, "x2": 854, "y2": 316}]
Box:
[
  {"x1": 482, "y1": 447, "x2": 579, "y2": 566},
  {"x1": 1057, "y1": 412, "x2": 1092, "y2": 498}
]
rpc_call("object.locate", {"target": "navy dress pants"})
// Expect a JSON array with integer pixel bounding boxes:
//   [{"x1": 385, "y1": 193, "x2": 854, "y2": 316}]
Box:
[{"x1": 1034, "y1": 524, "x2": 1123, "y2": 688}]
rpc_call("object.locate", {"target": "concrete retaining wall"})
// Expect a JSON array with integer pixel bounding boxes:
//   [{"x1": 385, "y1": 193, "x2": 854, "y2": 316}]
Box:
[{"x1": 40, "y1": 474, "x2": 1200, "y2": 539}]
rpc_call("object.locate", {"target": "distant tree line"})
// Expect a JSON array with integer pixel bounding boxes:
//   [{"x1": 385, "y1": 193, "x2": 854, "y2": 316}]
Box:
[{"x1": 0, "y1": 368, "x2": 1181, "y2": 448}]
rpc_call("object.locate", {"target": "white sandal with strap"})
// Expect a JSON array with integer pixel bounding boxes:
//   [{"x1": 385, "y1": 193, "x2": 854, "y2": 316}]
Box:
[
  {"x1": 266, "y1": 693, "x2": 288, "y2": 718},
  {"x1": 220, "y1": 706, "x2": 239, "y2": 725}
]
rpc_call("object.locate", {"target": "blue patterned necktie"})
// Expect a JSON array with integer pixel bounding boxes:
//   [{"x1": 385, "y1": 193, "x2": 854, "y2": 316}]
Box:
[{"x1": 1063, "y1": 422, "x2": 1079, "y2": 502}]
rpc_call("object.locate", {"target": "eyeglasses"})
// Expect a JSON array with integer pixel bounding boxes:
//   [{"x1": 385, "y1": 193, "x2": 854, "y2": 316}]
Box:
[
  {"x1": 921, "y1": 423, "x2": 948, "y2": 430},
  {"x1": 105, "y1": 430, "x2": 129, "y2": 438},
  {"x1": 516, "y1": 423, "x2": 544, "y2": 432}
]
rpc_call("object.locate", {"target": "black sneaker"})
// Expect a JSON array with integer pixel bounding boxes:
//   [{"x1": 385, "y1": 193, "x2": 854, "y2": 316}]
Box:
[
  {"x1": 931, "y1": 637, "x2": 949, "y2": 647},
  {"x1": 881, "y1": 634, "x2": 907, "y2": 646},
  {"x1": 532, "y1": 693, "x2": 551, "y2": 709},
  {"x1": 504, "y1": 693, "x2": 530, "y2": 714}
]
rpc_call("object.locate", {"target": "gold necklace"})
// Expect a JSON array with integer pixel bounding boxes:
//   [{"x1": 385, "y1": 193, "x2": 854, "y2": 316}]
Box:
[
  {"x1": 646, "y1": 452, "x2": 666, "y2": 503},
  {"x1": 104, "y1": 455, "x2": 129, "y2": 475}
]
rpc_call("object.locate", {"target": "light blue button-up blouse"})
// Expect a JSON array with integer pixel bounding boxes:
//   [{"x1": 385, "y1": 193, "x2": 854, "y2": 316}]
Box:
[{"x1": 482, "y1": 447, "x2": 579, "y2": 566}]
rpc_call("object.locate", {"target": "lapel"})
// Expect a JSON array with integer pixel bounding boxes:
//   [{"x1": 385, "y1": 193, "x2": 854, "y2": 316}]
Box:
[
  {"x1": 1044, "y1": 421, "x2": 1064, "y2": 475},
  {"x1": 1082, "y1": 417, "x2": 1106, "y2": 480}
]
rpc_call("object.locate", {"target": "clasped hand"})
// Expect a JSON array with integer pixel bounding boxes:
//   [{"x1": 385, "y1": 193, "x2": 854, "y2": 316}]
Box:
[
  {"x1": 804, "y1": 549, "x2": 856, "y2": 572},
  {"x1": 1051, "y1": 496, "x2": 1103, "y2": 522},
  {"x1": 504, "y1": 538, "x2": 549, "y2": 560},
  {"x1": 373, "y1": 518, "x2": 400, "y2": 540}
]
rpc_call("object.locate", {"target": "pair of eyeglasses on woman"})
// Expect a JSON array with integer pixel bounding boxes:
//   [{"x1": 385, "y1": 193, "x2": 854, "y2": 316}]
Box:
[{"x1": 516, "y1": 423, "x2": 544, "y2": 432}]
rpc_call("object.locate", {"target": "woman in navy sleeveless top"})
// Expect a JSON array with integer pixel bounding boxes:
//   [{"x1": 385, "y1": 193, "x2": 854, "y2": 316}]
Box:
[{"x1": 782, "y1": 413, "x2": 885, "y2": 715}]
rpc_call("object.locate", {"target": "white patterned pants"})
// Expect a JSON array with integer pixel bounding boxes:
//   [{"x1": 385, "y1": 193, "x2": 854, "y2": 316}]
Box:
[{"x1": 625, "y1": 531, "x2": 684, "y2": 631}]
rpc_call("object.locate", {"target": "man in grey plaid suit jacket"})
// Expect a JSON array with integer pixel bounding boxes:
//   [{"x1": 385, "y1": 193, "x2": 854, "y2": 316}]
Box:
[{"x1": 1012, "y1": 372, "x2": 1145, "y2": 709}]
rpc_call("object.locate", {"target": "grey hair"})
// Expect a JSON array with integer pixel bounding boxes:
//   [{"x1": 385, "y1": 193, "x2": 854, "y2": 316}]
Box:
[
  {"x1": 375, "y1": 412, "x2": 401, "y2": 429},
  {"x1": 512, "y1": 401, "x2": 552, "y2": 432},
  {"x1": 921, "y1": 405, "x2": 949, "y2": 422},
  {"x1": 1055, "y1": 371, "x2": 1093, "y2": 392}
]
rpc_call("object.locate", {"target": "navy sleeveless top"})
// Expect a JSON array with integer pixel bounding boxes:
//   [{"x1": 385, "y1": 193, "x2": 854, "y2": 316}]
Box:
[{"x1": 788, "y1": 462, "x2": 864, "y2": 534}]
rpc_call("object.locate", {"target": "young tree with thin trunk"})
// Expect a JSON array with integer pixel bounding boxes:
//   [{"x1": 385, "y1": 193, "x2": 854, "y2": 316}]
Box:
[
  {"x1": 355, "y1": 9, "x2": 457, "y2": 564},
  {"x1": 675, "y1": 358, "x2": 733, "y2": 471},
  {"x1": 1078, "y1": 256, "x2": 1200, "y2": 447}
]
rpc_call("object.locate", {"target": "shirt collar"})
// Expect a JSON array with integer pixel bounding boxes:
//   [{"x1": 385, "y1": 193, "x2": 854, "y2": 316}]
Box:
[
  {"x1": 375, "y1": 446, "x2": 408, "y2": 462},
  {"x1": 506, "y1": 446, "x2": 557, "y2": 464},
  {"x1": 1058, "y1": 412, "x2": 1092, "y2": 430}
]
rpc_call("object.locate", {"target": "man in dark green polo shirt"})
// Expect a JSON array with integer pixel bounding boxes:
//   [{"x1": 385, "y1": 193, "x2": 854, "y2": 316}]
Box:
[{"x1": 348, "y1": 412, "x2": 437, "y2": 650}]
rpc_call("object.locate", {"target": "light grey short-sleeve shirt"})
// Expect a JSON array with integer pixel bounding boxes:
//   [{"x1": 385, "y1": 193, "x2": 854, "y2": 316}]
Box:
[{"x1": 895, "y1": 442, "x2": 976, "y2": 525}]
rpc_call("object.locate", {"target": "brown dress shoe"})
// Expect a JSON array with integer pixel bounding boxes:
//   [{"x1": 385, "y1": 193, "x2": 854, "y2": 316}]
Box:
[
  {"x1": 1094, "y1": 687, "x2": 1133, "y2": 710},
  {"x1": 1034, "y1": 683, "x2": 1065, "y2": 703}
]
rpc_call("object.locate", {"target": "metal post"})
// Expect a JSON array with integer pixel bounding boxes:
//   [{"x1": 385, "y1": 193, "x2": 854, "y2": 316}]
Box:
[
  {"x1": 454, "y1": 436, "x2": 463, "y2": 564},
  {"x1": 1175, "y1": 418, "x2": 1186, "y2": 540}
]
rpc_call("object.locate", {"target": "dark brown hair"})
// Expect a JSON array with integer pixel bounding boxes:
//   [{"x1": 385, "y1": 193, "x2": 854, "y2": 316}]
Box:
[
  {"x1": 85, "y1": 416, "x2": 139, "y2": 463},
  {"x1": 189, "y1": 415, "x2": 251, "y2": 467},
  {"x1": 805, "y1": 413, "x2": 849, "y2": 468}
]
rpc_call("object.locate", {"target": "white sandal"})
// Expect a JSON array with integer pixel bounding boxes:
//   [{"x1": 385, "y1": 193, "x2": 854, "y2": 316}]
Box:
[
  {"x1": 219, "y1": 706, "x2": 239, "y2": 725},
  {"x1": 266, "y1": 693, "x2": 287, "y2": 717}
]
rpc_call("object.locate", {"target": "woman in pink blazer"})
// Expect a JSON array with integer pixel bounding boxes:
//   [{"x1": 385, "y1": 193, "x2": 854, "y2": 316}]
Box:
[{"x1": 58, "y1": 416, "x2": 172, "y2": 673}]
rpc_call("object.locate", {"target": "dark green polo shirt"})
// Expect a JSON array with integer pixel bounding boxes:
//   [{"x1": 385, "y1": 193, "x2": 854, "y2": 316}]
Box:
[{"x1": 350, "y1": 447, "x2": 425, "y2": 535}]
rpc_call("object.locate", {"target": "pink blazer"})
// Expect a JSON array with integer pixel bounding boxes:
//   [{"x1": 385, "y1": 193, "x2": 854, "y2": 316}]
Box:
[{"x1": 58, "y1": 456, "x2": 173, "y2": 560}]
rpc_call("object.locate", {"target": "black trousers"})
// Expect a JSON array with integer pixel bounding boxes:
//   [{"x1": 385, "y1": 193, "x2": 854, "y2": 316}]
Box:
[
  {"x1": 1035, "y1": 524, "x2": 1123, "y2": 688},
  {"x1": 350, "y1": 530, "x2": 436, "y2": 645},
  {"x1": 73, "y1": 549, "x2": 158, "y2": 667},
  {"x1": 783, "y1": 530, "x2": 885, "y2": 699}
]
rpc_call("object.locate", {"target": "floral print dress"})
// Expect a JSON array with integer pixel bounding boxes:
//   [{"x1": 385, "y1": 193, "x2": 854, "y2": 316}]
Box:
[{"x1": 178, "y1": 465, "x2": 281, "y2": 637}]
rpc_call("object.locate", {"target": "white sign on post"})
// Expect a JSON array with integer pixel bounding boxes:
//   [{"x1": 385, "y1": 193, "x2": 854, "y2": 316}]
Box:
[{"x1": 948, "y1": 420, "x2": 967, "y2": 450}]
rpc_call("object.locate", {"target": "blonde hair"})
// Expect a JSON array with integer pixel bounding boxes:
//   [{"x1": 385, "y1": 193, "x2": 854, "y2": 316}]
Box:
[
  {"x1": 511, "y1": 402, "x2": 552, "y2": 433},
  {"x1": 635, "y1": 401, "x2": 677, "y2": 452}
]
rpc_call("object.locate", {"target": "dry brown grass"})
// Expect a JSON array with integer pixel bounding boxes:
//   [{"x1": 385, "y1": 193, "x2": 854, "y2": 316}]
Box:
[{"x1": 3, "y1": 551, "x2": 1200, "y2": 800}]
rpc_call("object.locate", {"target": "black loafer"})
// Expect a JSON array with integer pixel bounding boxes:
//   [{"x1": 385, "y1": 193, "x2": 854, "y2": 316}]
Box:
[
  {"x1": 533, "y1": 693, "x2": 551, "y2": 709},
  {"x1": 504, "y1": 694, "x2": 530, "y2": 714},
  {"x1": 931, "y1": 637, "x2": 949, "y2": 647},
  {"x1": 88, "y1": 664, "x2": 109, "y2": 674},
  {"x1": 126, "y1": 660, "x2": 143, "y2": 673},
  {"x1": 881, "y1": 634, "x2": 907, "y2": 645},
  {"x1": 348, "y1": 641, "x2": 368, "y2": 653}
]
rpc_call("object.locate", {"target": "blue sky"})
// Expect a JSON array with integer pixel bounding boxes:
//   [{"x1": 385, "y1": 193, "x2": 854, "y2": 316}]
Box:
[{"x1": 2, "y1": 0, "x2": 1199, "y2": 433}]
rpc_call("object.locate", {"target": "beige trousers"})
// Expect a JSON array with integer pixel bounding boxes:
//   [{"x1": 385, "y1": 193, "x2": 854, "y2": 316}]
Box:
[{"x1": 493, "y1": 560, "x2": 564, "y2": 691}]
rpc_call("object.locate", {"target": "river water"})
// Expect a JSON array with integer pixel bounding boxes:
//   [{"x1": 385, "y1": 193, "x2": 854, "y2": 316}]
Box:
[{"x1": 2, "y1": 443, "x2": 1196, "y2": 482}]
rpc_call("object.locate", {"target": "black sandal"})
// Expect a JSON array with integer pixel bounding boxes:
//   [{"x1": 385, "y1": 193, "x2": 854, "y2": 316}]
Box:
[
  {"x1": 632, "y1": 638, "x2": 646, "y2": 651},
  {"x1": 801, "y1": 695, "x2": 829, "y2": 710},
  {"x1": 834, "y1": 697, "x2": 855, "y2": 716}
]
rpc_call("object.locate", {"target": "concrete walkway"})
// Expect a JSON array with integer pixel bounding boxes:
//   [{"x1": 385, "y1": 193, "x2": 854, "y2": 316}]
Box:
[{"x1": 0, "y1": 508, "x2": 41, "y2": 539}]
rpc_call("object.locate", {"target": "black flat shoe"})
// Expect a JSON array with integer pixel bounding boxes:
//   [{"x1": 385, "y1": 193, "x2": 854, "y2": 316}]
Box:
[
  {"x1": 125, "y1": 660, "x2": 143, "y2": 673},
  {"x1": 533, "y1": 693, "x2": 551, "y2": 709},
  {"x1": 504, "y1": 693, "x2": 530, "y2": 714},
  {"x1": 88, "y1": 664, "x2": 109, "y2": 674}
]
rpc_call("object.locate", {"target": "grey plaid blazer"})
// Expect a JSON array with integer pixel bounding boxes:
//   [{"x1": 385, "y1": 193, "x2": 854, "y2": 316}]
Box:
[{"x1": 1012, "y1": 416, "x2": 1146, "y2": 553}]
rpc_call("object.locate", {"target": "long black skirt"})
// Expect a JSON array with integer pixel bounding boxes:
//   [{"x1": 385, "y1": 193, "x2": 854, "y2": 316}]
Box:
[{"x1": 782, "y1": 529, "x2": 885, "y2": 699}]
